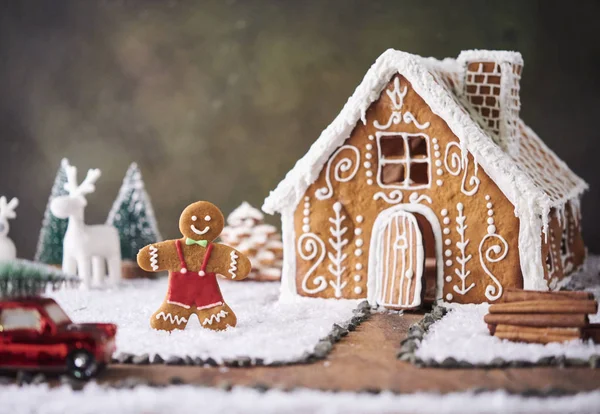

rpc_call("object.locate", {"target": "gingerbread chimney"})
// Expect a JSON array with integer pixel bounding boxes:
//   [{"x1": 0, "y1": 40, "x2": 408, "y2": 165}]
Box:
[{"x1": 457, "y1": 50, "x2": 523, "y2": 154}]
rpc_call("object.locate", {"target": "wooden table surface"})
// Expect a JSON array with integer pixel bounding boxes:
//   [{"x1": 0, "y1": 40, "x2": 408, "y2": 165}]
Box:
[{"x1": 99, "y1": 313, "x2": 600, "y2": 394}]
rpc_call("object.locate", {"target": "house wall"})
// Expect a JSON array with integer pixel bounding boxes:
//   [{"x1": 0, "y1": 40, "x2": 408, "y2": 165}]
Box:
[{"x1": 292, "y1": 74, "x2": 522, "y2": 305}]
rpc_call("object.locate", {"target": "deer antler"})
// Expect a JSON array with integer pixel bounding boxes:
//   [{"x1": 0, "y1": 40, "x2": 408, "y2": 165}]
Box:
[
  {"x1": 0, "y1": 196, "x2": 19, "y2": 220},
  {"x1": 63, "y1": 163, "x2": 102, "y2": 197},
  {"x1": 78, "y1": 168, "x2": 101, "y2": 195},
  {"x1": 64, "y1": 164, "x2": 78, "y2": 195}
]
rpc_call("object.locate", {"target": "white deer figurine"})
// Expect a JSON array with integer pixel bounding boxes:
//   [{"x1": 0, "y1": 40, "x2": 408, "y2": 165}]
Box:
[
  {"x1": 50, "y1": 162, "x2": 121, "y2": 287},
  {"x1": 0, "y1": 196, "x2": 19, "y2": 261}
]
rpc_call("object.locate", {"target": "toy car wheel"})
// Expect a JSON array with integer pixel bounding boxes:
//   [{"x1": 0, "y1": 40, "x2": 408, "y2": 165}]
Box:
[{"x1": 66, "y1": 349, "x2": 98, "y2": 380}]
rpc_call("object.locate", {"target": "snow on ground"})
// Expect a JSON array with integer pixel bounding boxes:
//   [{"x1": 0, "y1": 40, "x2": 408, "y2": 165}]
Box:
[
  {"x1": 2, "y1": 384, "x2": 600, "y2": 414},
  {"x1": 416, "y1": 255, "x2": 600, "y2": 364},
  {"x1": 49, "y1": 279, "x2": 358, "y2": 364}
]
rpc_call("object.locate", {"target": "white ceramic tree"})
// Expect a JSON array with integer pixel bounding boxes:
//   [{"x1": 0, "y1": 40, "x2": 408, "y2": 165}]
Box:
[
  {"x1": 0, "y1": 196, "x2": 19, "y2": 261},
  {"x1": 49, "y1": 162, "x2": 121, "y2": 287}
]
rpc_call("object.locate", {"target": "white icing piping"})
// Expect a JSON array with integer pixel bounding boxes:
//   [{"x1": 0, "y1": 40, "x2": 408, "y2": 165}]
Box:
[
  {"x1": 228, "y1": 250, "x2": 238, "y2": 279},
  {"x1": 167, "y1": 300, "x2": 191, "y2": 309},
  {"x1": 314, "y1": 145, "x2": 360, "y2": 201},
  {"x1": 408, "y1": 192, "x2": 432, "y2": 205},
  {"x1": 374, "y1": 190, "x2": 404, "y2": 204},
  {"x1": 479, "y1": 195, "x2": 508, "y2": 301},
  {"x1": 327, "y1": 202, "x2": 349, "y2": 298},
  {"x1": 444, "y1": 142, "x2": 480, "y2": 196},
  {"x1": 452, "y1": 202, "x2": 474, "y2": 295},
  {"x1": 297, "y1": 232, "x2": 327, "y2": 294},
  {"x1": 197, "y1": 301, "x2": 223, "y2": 310},
  {"x1": 202, "y1": 310, "x2": 228, "y2": 326},
  {"x1": 155, "y1": 312, "x2": 187, "y2": 325},
  {"x1": 191, "y1": 225, "x2": 210, "y2": 236},
  {"x1": 149, "y1": 245, "x2": 159, "y2": 271}
]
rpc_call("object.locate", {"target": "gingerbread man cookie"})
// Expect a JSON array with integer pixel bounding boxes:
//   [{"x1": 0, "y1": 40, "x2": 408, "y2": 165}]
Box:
[{"x1": 137, "y1": 201, "x2": 251, "y2": 331}]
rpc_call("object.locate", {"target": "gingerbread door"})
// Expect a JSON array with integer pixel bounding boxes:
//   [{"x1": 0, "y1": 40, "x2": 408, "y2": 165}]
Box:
[{"x1": 373, "y1": 209, "x2": 424, "y2": 309}]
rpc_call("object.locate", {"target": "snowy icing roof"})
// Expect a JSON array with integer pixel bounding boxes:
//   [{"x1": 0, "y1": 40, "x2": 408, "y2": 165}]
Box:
[{"x1": 262, "y1": 49, "x2": 588, "y2": 221}]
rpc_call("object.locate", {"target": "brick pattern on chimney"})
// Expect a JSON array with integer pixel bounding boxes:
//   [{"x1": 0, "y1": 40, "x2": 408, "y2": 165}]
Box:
[
  {"x1": 464, "y1": 62, "x2": 502, "y2": 135},
  {"x1": 463, "y1": 61, "x2": 522, "y2": 151}
]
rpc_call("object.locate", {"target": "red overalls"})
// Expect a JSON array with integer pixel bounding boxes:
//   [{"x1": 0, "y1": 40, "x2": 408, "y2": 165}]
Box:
[{"x1": 166, "y1": 240, "x2": 224, "y2": 310}]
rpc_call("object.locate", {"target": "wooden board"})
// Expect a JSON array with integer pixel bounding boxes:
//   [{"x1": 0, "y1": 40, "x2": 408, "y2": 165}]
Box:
[{"x1": 97, "y1": 313, "x2": 600, "y2": 394}]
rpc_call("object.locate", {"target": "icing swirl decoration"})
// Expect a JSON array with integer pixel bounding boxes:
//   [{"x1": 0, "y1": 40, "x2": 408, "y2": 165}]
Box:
[
  {"x1": 297, "y1": 232, "x2": 328, "y2": 294},
  {"x1": 444, "y1": 142, "x2": 480, "y2": 196},
  {"x1": 373, "y1": 190, "x2": 404, "y2": 204},
  {"x1": 479, "y1": 233, "x2": 508, "y2": 301},
  {"x1": 315, "y1": 145, "x2": 360, "y2": 200},
  {"x1": 403, "y1": 112, "x2": 430, "y2": 130},
  {"x1": 479, "y1": 195, "x2": 508, "y2": 302},
  {"x1": 408, "y1": 192, "x2": 432, "y2": 205},
  {"x1": 374, "y1": 111, "x2": 402, "y2": 130}
]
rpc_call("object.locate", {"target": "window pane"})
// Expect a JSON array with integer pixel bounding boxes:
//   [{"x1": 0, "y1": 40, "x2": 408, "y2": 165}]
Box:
[
  {"x1": 0, "y1": 308, "x2": 41, "y2": 331},
  {"x1": 560, "y1": 233, "x2": 568, "y2": 255},
  {"x1": 45, "y1": 304, "x2": 71, "y2": 325},
  {"x1": 408, "y1": 135, "x2": 428, "y2": 159},
  {"x1": 381, "y1": 163, "x2": 405, "y2": 185},
  {"x1": 380, "y1": 136, "x2": 405, "y2": 159},
  {"x1": 409, "y1": 162, "x2": 429, "y2": 185}
]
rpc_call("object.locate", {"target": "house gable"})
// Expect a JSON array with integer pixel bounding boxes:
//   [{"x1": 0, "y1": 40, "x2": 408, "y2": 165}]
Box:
[{"x1": 293, "y1": 74, "x2": 522, "y2": 304}]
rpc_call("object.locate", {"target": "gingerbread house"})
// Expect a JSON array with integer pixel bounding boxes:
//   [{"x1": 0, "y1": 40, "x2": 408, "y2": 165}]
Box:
[{"x1": 262, "y1": 49, "x2": 587, "y2": 309}]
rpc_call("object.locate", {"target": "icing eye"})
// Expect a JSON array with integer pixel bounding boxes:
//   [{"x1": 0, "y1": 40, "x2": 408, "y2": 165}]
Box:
[
  {"x1": 205, "y1": 215, "x2": 211, "y2": 221},
  {"x1": 191, "y1": 216, "x2": 197, "y2": 221}
]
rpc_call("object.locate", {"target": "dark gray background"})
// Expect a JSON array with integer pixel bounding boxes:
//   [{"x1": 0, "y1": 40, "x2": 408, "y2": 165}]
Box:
[{"x1": 0, "y1": 0, "x2": 598, "y2": 258}]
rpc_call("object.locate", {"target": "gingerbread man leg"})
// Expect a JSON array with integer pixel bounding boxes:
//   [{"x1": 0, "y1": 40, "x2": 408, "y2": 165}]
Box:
[
  {"x1": 150, "y1": 302, "x2": 194, "y2": 331},
  {"x1": 196, "y1": 303, "x2": 237, "y2": 331}
]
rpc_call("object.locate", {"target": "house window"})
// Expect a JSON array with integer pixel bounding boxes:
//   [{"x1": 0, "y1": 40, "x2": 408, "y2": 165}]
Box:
[
  {"x1": 377, "y1": 133, "x2": 431, "y2": 188},
  {"x1": 560, "y1": 232, "x2": 568, "y2": 256}
]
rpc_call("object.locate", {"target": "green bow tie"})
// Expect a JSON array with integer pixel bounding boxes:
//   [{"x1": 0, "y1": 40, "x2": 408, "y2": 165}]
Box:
[{"x1": 185, "y1": 238, "x2": 208, "y2": 247}]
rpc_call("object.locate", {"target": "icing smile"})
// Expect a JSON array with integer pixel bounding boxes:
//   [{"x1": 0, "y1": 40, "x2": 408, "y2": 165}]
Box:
[{"x1": 191, "y1": 225, "x2": 210, "y2": 235}]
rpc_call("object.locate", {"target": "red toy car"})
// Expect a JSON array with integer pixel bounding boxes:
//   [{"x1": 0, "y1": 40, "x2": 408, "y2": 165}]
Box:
[{"x1": 0, "y1": 297, "x2": 116, "y2": 379}]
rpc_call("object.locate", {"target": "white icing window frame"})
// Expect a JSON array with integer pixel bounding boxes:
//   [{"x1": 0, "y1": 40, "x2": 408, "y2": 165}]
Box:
[{"x1": 376, "y1": 132, "x2": 432, "y2": 190}]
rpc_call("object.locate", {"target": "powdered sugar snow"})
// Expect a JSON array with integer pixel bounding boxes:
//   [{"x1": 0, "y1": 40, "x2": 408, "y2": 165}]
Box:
[
  {"x1": 416, "y1": 256, "x2": 600, "y2": 364},
  {"x1": 49, "y1": 279, "x2": 358, "y2": 364},
  {"x1": 2, "y1": 383, "x2": 600, "y2": 414}
]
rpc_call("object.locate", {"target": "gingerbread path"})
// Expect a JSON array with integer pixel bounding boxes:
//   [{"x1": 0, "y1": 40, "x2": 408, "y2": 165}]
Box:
[{"x1": 94, "y1": 312, "x2": 600, "y2": 395}]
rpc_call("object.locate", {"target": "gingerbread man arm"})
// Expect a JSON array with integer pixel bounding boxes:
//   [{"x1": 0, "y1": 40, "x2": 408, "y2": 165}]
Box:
[
  {"x1": 137, "y1": 240, "x2": 180, "y2": 272},
  {"x1": 205, "y1": 243, "x2": 252, "y2": 281}
]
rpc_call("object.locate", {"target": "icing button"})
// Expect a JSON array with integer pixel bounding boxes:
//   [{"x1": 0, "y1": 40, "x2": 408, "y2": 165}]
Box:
[
  {"x1": 181, "y1": 268, "x2": 187, "y2": 274},
  {"x1": 198, "y1": 270, "x2": 206, "y2": 277}
]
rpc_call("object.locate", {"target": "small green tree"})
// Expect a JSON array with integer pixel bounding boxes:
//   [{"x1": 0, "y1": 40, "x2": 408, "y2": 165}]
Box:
[
  {"x1": 34, "y1": 159, "x2": 69, "y2": 265},
  {"x1": 107, "y1": 163, "x2": 162, "y2": 261},
  {"x1": 0, "y1": 259, "x2": 79, "y2": 297}
]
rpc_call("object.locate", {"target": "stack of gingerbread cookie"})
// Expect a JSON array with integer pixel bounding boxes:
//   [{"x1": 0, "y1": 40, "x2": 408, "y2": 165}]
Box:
[
  {"x1": 484, "y1": 288, "x2": 600, "y2": 344},
  {"x1": 220, "y1": 202, "x2": 283, "y2": 281}
]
